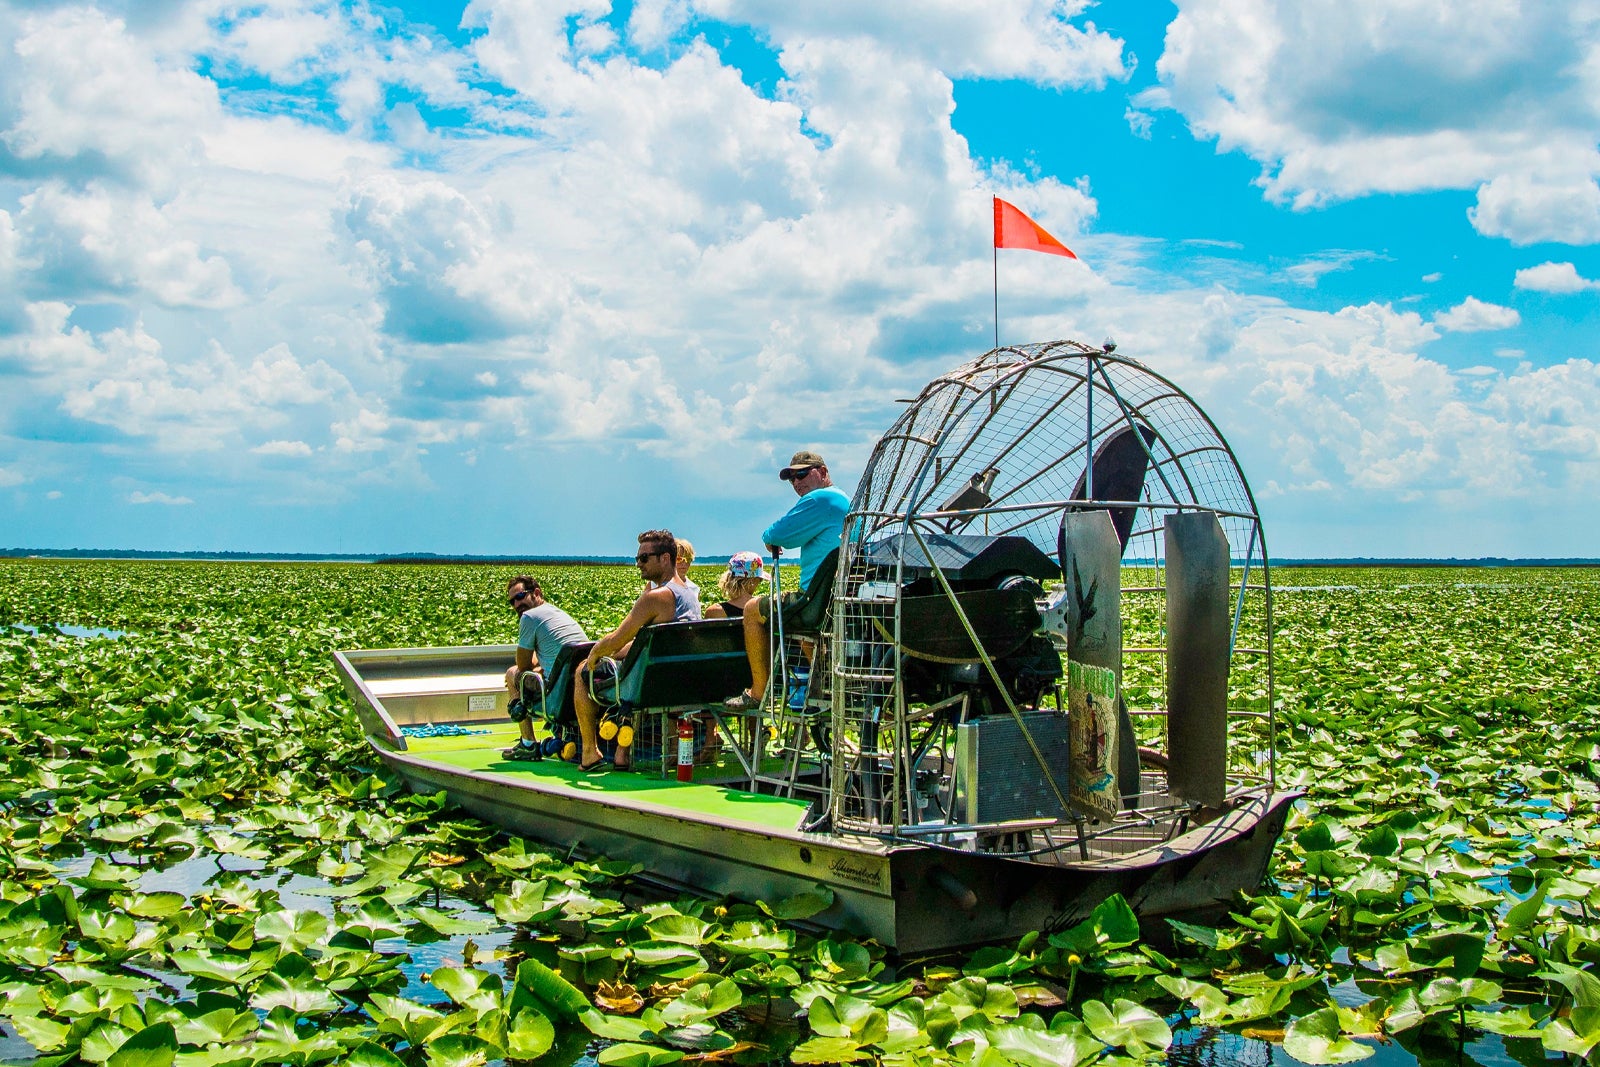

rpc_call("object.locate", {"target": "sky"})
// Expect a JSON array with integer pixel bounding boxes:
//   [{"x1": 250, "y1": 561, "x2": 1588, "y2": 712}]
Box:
[{"x1": 2, "y1": 0, "x2": 1599, "y2": 559}]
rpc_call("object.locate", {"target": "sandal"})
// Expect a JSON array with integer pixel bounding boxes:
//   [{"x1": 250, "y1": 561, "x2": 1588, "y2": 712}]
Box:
[{"x1": 578, "y1": 757, "x2": 609, "y2": 773}]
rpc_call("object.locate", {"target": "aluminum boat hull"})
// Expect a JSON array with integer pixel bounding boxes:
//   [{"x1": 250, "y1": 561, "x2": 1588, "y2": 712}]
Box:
[{"x1": 336, "y1": 643, "x2": 1295, "y2": 954}]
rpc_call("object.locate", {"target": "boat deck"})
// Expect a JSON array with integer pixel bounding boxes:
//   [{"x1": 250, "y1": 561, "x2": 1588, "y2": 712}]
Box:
[{"x1": 405, "y1": 723, "x2": 816, "y2": 835}]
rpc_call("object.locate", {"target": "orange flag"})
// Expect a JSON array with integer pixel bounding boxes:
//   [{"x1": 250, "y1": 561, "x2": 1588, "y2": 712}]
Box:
[{"x1": 993, "y1": 196, "x2": 1077, "y2": 259}]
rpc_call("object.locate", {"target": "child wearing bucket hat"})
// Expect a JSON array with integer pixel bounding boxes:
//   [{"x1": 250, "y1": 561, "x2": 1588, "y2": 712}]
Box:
[{"x1": 703, "y1": 551, "x2": 766, "y2": 619}]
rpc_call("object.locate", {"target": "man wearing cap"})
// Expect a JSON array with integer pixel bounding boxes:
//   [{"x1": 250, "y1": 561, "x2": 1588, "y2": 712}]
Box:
[{"x1": 724, "y1": 451, "x2": 850, "y2": 711}]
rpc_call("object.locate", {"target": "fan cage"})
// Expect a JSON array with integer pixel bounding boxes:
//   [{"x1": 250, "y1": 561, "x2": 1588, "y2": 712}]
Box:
[{"x1": 820, "y1": 340, "x2": 1275, "y2": 857}]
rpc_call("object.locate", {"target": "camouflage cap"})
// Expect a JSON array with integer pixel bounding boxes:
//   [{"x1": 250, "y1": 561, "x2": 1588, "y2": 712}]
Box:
[{"x1": 779, "y1": 450, "x2": 826, "y2": 480}]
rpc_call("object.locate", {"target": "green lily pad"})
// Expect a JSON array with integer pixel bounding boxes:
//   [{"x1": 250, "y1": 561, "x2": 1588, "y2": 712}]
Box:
[
  {"x1": 1283, "y1": 1007, "x2": 1374, "y2": 1063},
  {"x1": 105, "y1": 1022, "x2": 178, "y2": 1067},
  {"x1": 344, "y1": 1042, "x2": 408, "y2": 1067},
  {"x1": 504, "y1": 1008, "x2": 556, "y2": 1059},
  {"x1": 596, "y1": 1043, "x2": 685, "y2": 1066},
  {"x1": 758, "y1": 885, "x2": 835, "y2": 921},
  {"x1": 789, "y1": 1035, "x2": 870, "y2": 1064},
  {"x1": 658, "y1": 978, "x2": 741, "y2": 1027},
  {"x1": 1080, "y1": 998, "x2": 1172, "y2": 1054},
  {"x1": 250, "y1": 952, "x2": 343, "y2": 1015},
  {"x1": 514, "y1": 957, "x2": 590, "y2": 1022},
  {"x1": 252, "y1": 908, "x2": 329, "y2": 951},
  {"x1": 424, "y1": 1034, "x2": 498, "y2": 1067}
]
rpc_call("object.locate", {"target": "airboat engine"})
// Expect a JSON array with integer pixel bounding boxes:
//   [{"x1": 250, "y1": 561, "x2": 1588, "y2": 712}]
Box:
[
  {"x1": 824, "y1": 340, "x2": 1273, "y2": 851},
  {"x1": 856, "y1": 532, "x2": 1062, "y2": 715}
]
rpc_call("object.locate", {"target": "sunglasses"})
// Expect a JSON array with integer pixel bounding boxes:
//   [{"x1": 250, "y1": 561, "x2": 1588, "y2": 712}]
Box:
[
  {"x1": 781, "y1": 466, "x2": 818, "y2": 482},
  {"x1": 509, "y1": 589, "x2": 532, "y2": 607},
  {"x1": 635, "y1": 548, "x2": 667, "y2": 562}
]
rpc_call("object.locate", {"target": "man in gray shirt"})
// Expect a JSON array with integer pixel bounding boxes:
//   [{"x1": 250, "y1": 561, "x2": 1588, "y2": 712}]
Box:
[{"x1": 503, "y1": 574, "x2": 589, "y2": 761}]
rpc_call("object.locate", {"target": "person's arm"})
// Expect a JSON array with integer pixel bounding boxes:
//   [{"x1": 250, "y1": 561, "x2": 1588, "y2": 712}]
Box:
[
  {"x1": 515, "y1": 646, "x2": 537, "y2": 676},
  {"x1": 511, "y1": 617, "x2": 540, "y2": 686},
  {"x1": 761, "y1": 491, "x2": 840, "y2": 549},
  {"x1": 584, "y1": 588, "x2": 674, "y2": 669}
]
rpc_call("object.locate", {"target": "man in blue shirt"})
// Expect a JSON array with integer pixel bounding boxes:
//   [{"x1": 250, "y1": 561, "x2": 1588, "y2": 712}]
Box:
[{"x1": 724, "y1": 450, "x2": 850, "y2": 711}]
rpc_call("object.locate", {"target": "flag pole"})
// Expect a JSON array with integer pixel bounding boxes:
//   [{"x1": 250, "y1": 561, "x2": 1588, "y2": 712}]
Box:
[{"x1": 992, "y1": 238, "x2": 999, "y2": 352}]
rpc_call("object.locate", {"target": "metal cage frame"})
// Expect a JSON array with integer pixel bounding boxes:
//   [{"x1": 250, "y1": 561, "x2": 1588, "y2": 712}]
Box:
[{"x1": 821, "y1": 340, "x2": 1275, "y2": 858}]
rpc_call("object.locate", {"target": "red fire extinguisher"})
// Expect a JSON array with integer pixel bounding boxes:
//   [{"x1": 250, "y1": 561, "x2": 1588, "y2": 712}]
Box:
[{"x1": 676, "y1": 715, "x2": 695, "y2": 782}]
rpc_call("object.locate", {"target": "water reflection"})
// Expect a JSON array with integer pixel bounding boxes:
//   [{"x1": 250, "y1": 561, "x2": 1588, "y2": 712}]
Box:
[
  {"x1": 11, "y1": 622, "x2": 129, "y2": 639},
  {"x1": 1166, "y1": 1015, "x2": 1523, "y2": 1067}
]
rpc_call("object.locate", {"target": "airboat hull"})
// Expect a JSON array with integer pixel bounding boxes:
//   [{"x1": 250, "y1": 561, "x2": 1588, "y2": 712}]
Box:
[{"x1": 336, "y1": 644, "x2": 1296, "y2": 954}]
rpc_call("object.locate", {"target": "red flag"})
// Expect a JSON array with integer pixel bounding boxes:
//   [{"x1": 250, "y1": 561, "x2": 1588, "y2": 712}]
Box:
[{"x1": 993, "y1": 196, "x2": 1076, "y2": 259}]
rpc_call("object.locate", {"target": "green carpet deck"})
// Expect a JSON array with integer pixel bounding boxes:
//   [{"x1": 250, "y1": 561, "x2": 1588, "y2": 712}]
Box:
[{"x1": 406, "y1": 723, "x2": 813, "y2": 832}]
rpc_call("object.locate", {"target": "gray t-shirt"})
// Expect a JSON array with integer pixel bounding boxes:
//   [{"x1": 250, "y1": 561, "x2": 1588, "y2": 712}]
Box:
[{"x1": 517, "y1": 601, "x2": 589, "y2": 671}]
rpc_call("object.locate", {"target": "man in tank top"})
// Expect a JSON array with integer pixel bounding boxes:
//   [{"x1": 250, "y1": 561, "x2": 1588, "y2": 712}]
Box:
[
  {"x1": 646, "y1": 536, "x2": 702, "y2": 617},
  {"x1": 574, "y1": 529, "x2": 700, "y2": 771}
]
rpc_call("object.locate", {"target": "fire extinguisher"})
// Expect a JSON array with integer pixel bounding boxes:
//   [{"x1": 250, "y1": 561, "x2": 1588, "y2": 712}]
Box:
[{"x1": 676, "y1": 715, "x2": 695, "y2": 782}]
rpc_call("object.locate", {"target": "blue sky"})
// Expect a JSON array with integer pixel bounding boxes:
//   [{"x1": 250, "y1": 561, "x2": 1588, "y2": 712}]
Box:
[{"x1": 2, "y1": 0, "x2": 1599, "y2": 558}]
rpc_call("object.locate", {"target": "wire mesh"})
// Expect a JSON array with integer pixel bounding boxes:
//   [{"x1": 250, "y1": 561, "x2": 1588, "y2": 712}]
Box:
[{"x1": 826, "y1": 341, "x2": 1275, "y2": 855}]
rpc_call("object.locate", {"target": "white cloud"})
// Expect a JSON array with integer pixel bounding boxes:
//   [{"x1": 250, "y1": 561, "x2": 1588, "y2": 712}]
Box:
[
  {"x1": 1470, "y1": 174, "x2": 1600, "y2": 246},
  {"x1": 0, "y1": 465, "x2": 23, "y2": 487},
  {"x1": 0, "y1": 307, "x2": 356, "y2": 453},
  {"x1": 129, "y1": 490, "x2": 193, "y2": 505},
  {"x1": 1482, "y1": 359, "x2": 1600, "y2": 475},
  {"x1": 1214, "y1": 302, "x2": 1596, "y2": 499},
  {"x1": 1434, "y1": 297, "x2": 1520, "y2": 332},
  {"x1": 252, "y1": 439, "x2": 314, "y2": 457},
  {"x1": 15, "y1": 182, "x2": 240, "y2": 308},
  {"x1": 1283, "y1": 249, "x2": 1380, "y2": 287},
  {"x1": 627, "y1": 0, "x2": 693, "y2": 51},
  {"x1": 339, "y1": 174, "x2": 571, "y2": 344},
  {"x1": 687, "y1": 0, "x2": 1129, "y2": 87},
  {"x1": 1151, "y1": 1, "x2": 1600, "y2": 244},
  {"x1": 207, "y1": 3, "x2": 344, "y2": 83},
  {"x1": 1514, "y1": 261, "x2": 1599, "y2": 293},
  {"x1": 1, "y1": 6, "x2": 219, "y2": 190},
  {"x1": 332, "y1": 407, "x2": 393, "y2": 453}
]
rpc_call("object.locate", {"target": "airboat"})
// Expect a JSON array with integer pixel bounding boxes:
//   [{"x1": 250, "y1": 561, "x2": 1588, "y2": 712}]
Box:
[{"x1": 336, "y1": 340, "x2": 1297, "y2": 953}]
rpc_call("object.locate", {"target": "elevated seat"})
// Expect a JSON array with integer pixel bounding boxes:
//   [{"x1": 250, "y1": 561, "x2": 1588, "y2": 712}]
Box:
[
  {"x1": 524, "y1": 639, "x2": 596, "y2": 727},
  {"x1": 779, "y1": 547, "x2": 839, "y2": 636}
]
